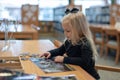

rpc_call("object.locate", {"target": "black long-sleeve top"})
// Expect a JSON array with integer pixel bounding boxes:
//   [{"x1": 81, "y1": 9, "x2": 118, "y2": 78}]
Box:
[{"x1": 49, "y1": 37, "x2": 100, "y2": 79}]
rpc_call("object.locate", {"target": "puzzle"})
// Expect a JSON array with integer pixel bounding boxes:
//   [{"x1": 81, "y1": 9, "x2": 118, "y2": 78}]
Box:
[{"x1": 30, "y1": 57, "x2": 74, "y2": 73}]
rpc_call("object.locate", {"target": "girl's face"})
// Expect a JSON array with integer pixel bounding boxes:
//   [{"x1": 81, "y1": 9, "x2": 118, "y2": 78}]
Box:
[{"x1": 62, "y1": 23, "x2": 72, "y2": 40}]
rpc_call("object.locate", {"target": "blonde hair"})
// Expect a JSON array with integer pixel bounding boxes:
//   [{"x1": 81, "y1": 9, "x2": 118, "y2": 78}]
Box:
[{"x1": 61, "y1": 11, "x2": 98, "y2": 59}]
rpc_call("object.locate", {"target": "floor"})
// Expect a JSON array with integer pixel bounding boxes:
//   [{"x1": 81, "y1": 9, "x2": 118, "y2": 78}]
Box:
[{"x1": 39, "y1": 33, "x2": 120, "y2": 80}]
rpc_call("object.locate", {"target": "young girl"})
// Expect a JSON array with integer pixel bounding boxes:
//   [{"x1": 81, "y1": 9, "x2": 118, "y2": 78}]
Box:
[{"x1": 39, "y1": 8, "x2": 100, "y2": 80}]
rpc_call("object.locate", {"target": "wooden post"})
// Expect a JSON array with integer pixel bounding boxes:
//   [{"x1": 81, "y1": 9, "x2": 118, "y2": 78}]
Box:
[{"x1": 69, "y1": 0, "x2": 74, "y2": 5}]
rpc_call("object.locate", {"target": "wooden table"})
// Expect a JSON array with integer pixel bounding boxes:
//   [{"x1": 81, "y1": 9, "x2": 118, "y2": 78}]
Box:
[
  {"x1": 0, "y1": 40, "x2": 95, "y2": 80},
  {"x1": 0, "y1": 25, "x2": 38, "y2": 40}
]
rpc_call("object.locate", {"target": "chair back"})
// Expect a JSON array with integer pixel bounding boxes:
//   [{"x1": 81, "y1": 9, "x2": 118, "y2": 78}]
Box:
[
  {"x1": 105, "y1": 29, "x2": 119, "y2": 45},
  {"x1": 21, "y1": 4, "x2": 39, "y2": 26},
  {"x1": 90, "y1": 26, "x2": 104, "y2": 42},
  {"x1": 53, "y1": 40, "x2": 62, "y2": 47},
  {"x1": 105, "y1": 29, "x2": 118, "y2": 36}
]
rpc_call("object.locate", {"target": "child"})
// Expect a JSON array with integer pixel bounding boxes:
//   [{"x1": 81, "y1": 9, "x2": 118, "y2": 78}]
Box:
[{"x1": 39, "y1": 8, "x2": 100, "y2": 80}]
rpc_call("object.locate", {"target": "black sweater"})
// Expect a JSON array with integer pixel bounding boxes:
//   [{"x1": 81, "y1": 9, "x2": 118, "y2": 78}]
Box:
[{"x1": 49, "y1": 38, "x2": 100, "y2": 79}]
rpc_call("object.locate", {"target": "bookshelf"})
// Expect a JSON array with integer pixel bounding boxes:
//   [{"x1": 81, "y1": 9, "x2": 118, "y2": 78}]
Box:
[
  {"x1": 39, "y1": 21, "x2": 54, "y2": 33},
  {"x1": 85, "y1": 5, "x2": 110, "y2": 24},
  {"x1": 85, "y1": 4, "x2": 120, "y2": 26}
]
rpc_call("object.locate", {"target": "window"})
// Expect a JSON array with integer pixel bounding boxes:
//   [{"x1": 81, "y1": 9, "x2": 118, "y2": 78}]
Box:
[
  {"x1": 0, "y1": 0, "x2": 68, "y2": 21},
  {"x1": 39, "y1": 0, "x2": 68, "y2": 21},
  {"x1": 74, "y1": 0, "x2": 105, "y2": 14}
]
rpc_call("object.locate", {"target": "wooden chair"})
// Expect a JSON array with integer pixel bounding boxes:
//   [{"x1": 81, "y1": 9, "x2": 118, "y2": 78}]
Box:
[
  {"x1": 53, "y1": 40, "x2": 62, "y2": 47},
  {"x1": 53, "y1": 39, "x2": 120, "y2": 73},
  {"x1": 21, "y1": 4, "x2": 39, "y2": 26},
  {"x1": 105, "y1": 29, "x2": 120, "y2": 64},
  {"x1": 90, "y1": 26, "x2": 105, "y2": 57}
]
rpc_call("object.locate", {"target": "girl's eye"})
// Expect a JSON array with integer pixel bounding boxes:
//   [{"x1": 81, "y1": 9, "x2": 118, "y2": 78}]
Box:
[
  {"x1": 63, "y1": 30, "x2": 70, "y2": 33},
  {"x1": 66, "y1": 30, "x2": 70, "y2": 32}
]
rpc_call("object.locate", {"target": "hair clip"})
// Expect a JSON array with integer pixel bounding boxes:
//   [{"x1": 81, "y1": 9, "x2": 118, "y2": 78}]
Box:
[
  {"x1": 71, "y1": 8, "x2": 79, "y2": 13},
  {"x1": 65, "y1": 8, "x2": 71, "y2": 15},
  {"x1": 65, "y1": 8, "x2": 79, "y2": 15}
]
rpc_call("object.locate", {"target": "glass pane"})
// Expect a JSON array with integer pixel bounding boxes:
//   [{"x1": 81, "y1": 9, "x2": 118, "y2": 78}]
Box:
[
  {"x1": 0, "y1": 0, "x2": 69, "y2": 21},
  {"x1": 74, "y1": 0, "x2": 105, "y2": 14},
  {"x1": 38, "y1": 0, "x2": 69, "y2": 21},
  {"x1": 0, "y1": 0, "x2": 38, "y2": 21},
  {"x1": 39, "y1": 8, "x2": 53, "y2": 21}
]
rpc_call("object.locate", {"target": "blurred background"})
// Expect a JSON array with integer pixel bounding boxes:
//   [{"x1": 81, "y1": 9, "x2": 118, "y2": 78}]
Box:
[{"x1": 0, "y1": 0, "x2": 120, "y2": 80}]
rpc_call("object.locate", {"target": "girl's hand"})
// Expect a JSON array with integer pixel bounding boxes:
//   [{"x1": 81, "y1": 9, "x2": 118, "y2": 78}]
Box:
[
  {"x1": 54, "y1": 56, "x2": 64, "y2": 63},
  {"x1": 39, "y1": 52, "x2": 51, "y2": 59}
]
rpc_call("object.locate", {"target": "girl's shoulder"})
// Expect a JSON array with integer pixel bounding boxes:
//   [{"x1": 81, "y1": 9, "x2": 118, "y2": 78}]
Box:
[
  {"x1": 77, "y1": 37, "x2": 90, "y2": 46},
  {"x1": 64, "y1": 38, "x2": 90, "y2": 47},
  {"x1": 64, "y1": 39, "x2": 71, "y2": 45}
]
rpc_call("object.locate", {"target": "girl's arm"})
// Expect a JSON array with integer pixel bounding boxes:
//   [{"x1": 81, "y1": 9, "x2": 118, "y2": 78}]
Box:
[
  {"x1": 63, "y1": 44, "x2": 93, "y2": 67},
  {"x1": 49, "y1": 44, "x2": 66, "y2": 58}
]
